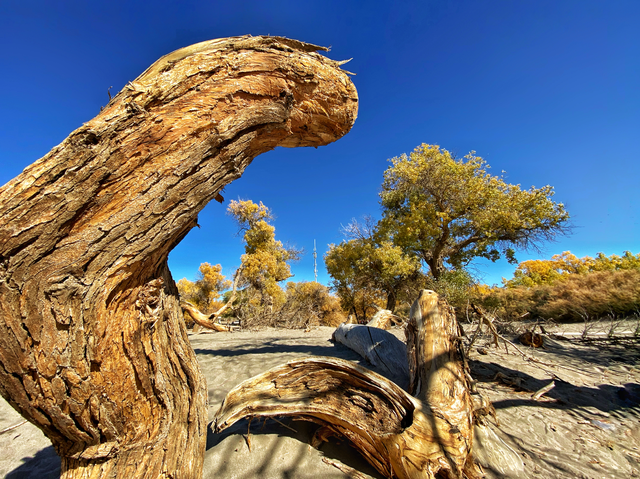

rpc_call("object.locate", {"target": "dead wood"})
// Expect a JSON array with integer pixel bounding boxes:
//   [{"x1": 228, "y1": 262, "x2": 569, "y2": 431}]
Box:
[
  {"x1": 332, "y1": 323, "x2": 409, "y2": 389},
  {"x1": 214, "y1": 290, "x2": 481, "y2": 478},
  {"x1": 180, "y1": 301, "x2": 231, "y2": 332},
  {"x1": 519, "y1": 330, "x2": 544, "y2": 348},
  {"x1": 366, "y1": 308, "x2": 401, "y2": 330},
  {"x1": 532, "y1": 381, "x2": 555, "y2": 401},
  {"x1": 467, "y1": 304, "x2": 500, "y2": 354},
  {"x1": 469, "y1": 307, "x2": 597, "y2": 382},
  {"x1": 0, "y1": 35, "x2": 357, "y2": 478},
  {"x1": 0, "y1": 419, "x2": 28, "y2": 435},
  {"x1": 180, "y1": 268, "x2": 243, "y2": 331},
  {"x1": 550, "y1": 332, "x2": 640, "y2": 342}
]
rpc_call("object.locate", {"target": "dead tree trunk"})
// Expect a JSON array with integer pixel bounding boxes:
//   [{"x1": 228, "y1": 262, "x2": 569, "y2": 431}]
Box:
[
  {"x1": 0, "y1": 35, "x2": 357, "y2": 479},
  {"x1": 214, "y1": 290, "x2": 480, "y2": 478},
  {"x1": 332, "y1": 323, "x2": 409, "y2": 389}
]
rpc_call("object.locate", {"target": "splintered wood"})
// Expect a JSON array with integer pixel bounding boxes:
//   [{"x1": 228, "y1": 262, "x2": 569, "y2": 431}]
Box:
[
  {"x1": 214, "y1": 290, "x2": 481, "y2": 478},
  {"x1": 0, "y1": 35, "x2": 357, "y2": 479}
]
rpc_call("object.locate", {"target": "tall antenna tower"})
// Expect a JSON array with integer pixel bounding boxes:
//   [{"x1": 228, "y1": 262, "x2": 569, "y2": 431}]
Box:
[{"x1": 313, "y1": 239, "x2": 318, "y2": 283}]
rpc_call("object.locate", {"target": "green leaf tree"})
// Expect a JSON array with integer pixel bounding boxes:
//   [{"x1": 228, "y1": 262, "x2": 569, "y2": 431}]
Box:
[
  {"x1": 325, "y1": 219, "x2": 421, "y2": 314},
  {"x1": 380, "y1": 144, "x2": 570, "y2": 280}
]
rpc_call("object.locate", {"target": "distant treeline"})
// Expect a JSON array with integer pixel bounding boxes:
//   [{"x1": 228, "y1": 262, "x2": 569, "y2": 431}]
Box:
[{"x1": 473, "y1": 251, "x2": 640, "y2": 322}]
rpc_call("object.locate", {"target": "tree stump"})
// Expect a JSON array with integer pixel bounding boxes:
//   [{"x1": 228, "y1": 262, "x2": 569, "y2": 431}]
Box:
[
  {"x1": 214, "y1": 290, "x2": 480, "y2": 478},
  {"x1": 0, "y1": 35, "x2": 357, "y2": 478}
]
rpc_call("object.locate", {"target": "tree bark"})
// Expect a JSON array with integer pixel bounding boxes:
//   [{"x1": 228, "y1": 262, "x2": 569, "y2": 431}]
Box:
[
  {"x1": 0, "y1": 35, "x2": 357, "y2": 478},
  {"x1": 214, "y1": 290, "x2": 480, "y2": 478},
  {"x1": 366, "y1": 307, "x2": 400, "y2": 330}
]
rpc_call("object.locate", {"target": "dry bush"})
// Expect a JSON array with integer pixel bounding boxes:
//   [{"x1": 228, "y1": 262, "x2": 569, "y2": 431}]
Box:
[
  {"x1": 278, "y1": 281, "x2": 346, "y2": 328},
  {"x1": 231, "y1": 282, "x2": 346, "y2": 329},
  {"x1": 473, "y1": 269, "x2": 640, "y2": 322},
  {"x1": 535, "y1": 269, "x2": 640, "y2": 321}
]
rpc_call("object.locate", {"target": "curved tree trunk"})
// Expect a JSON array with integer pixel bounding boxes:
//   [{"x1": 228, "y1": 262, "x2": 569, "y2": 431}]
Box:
[
  {"x1": 0, "y1": 35, "x2": 357, "y2": 478},
  {"x1": 214, "y1": 290, "x2": 480, "y2": 478}
]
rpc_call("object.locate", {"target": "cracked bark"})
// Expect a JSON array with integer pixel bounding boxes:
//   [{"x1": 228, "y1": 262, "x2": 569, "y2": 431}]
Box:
[
  {"x1": 0, "y1": 35, "x2": 357, "y2": 478},
  {"x1": 214, "y1": 291, "x2": 481, "y2": 479}
]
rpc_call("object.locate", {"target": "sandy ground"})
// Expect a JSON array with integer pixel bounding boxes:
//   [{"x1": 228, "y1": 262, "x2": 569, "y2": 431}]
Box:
[{"x1": 1, "y1": 323, "x2": 639, "y2": 478}]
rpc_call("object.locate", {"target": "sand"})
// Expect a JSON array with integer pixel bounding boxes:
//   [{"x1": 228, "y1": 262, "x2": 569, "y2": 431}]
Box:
[{"x1": 1, "y1": 323, "x2": 639, "y2": 478}]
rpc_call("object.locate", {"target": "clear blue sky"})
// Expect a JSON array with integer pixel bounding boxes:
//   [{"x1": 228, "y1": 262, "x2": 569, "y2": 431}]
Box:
[{"x1": 1, "y1": 1, "x2": 638, "y2": 287}]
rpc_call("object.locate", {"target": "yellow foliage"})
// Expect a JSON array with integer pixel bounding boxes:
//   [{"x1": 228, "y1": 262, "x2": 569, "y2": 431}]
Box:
[
  {"x1": 228, "y1": 199, "x2": 296, "y2": 309},
  {"x1": 380, "y1": 144, "x2": 569, "y2": 279},
  {"x1": 176, "y1": 263, "x2": 231, "y2": 314},
  {"x1": 504, "y1": 250, "x2": 640, "y2": 287}
]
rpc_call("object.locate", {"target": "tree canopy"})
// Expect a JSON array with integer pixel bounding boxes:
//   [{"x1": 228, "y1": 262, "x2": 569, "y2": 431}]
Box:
[
  {"x1": 325, "y1": 219, "x2": 421, "y2": 314},
  {"x1": 177, "y1": 263, "x2": 231, "y2": 313},
  {"x1": 379, "y1": 144, "x2": 570, "y2": 280},
  {"x1": 227, "y1": 199, "x2": 299, "y2": 308},
  {"x1": 504, "y1": 250, "x2": 640, "y2": 287}
]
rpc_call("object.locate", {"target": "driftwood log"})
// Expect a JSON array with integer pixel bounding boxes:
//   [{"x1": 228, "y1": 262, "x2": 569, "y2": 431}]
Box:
[
  {"x1": 332, "y1": 323, "x2": 410, "y2": 389},
  {"x1": 0, "y1": 35, "x2": 357, "y2": 479},
  {"x1": 214, "y1": 290, "x2": 480, "y2": 478}
]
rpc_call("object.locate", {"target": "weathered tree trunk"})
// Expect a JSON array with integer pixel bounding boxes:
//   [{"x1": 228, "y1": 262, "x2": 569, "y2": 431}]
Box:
[
  {"x1": 214, "y1": 290, "x2": 480, "y2": 478},
  {"x1": 385, "y1": 289, "x2": 397, "y2": 312},
  {"x1": 332, "y1": 323, "x2": 409, "y2": 389},
  {"x1": 0, "y1": 35, "x2": 357, "y2": 478}
]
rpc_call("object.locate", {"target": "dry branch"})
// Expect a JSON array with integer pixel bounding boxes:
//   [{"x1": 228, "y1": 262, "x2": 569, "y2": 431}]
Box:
[
  {"x1": 214, "y1": 290, "x2": 481, "y2": 478},
  {"x1": 180, "y1": 301, "x2": 231, "y2": 332},
  {"x1": 0, "y1": 35, "x2": 357, "y2": 479},
  {"x1": 367, "y1": 308, "x2": 401, "y2": 330},
  {"x1": 0, "y1": 419, "x2": 28, "y2": 435},
  {"x1": 532, "y1": 381, "x2": 555, "y2": 401}
]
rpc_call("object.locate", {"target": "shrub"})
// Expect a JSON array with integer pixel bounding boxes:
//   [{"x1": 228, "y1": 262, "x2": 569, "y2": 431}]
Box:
[
  {"x1": 230, "y1": 281, "x2": 347, "y2": 329},
  {"x1": 474, "y1": 269, "x2": 640, "y2": 322}
]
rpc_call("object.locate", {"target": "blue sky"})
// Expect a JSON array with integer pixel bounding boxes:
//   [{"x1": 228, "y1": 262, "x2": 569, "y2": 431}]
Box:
[{"x1": 1, "y1": 1, "x2": 638, "y2": 287}]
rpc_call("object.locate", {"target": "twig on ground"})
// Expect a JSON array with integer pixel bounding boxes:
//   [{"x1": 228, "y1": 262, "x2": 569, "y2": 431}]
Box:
[
  {"x1": 532, "y1": 381, "x2": 556, "y2": 401},
  {"x1": 471, "y1": 305, "x2": 594, "y2": 380},
  {"x1": 0, "y1": 420, "x2": 27, "y2": 435},
  {"x1": 322, "y1": 457, "x2": 370, "y2": 479}
]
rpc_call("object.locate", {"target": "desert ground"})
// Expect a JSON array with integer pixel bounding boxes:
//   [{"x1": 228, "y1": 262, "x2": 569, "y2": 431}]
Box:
[{"x1": 1, "y1": 322, "x2": 639, "y2": 478}]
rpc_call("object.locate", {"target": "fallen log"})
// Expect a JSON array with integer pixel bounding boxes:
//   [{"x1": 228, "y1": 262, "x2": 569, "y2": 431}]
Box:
[
  {"x1": 332, "y1": 323, "x2": 409, "y2": 389},
  {"x1": 0, "y1": 35, "x2": 357, "y2": 479},
  {"x1": 214, "y1": 290, "x2": 480, "y2": 478}
]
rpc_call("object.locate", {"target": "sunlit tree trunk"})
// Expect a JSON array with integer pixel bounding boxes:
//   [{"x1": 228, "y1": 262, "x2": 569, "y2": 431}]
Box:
[
  {"x1": 215, "y1": 290, "x2": 480, "y2": 478},
  {"x1": 0, "y1": 35, "x2": 357, "y2": 478}
]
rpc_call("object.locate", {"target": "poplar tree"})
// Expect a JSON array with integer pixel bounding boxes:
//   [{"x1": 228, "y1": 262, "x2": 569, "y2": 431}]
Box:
[{"x1": 380, "y1": 144, "x2": 570, "y2": 280}]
